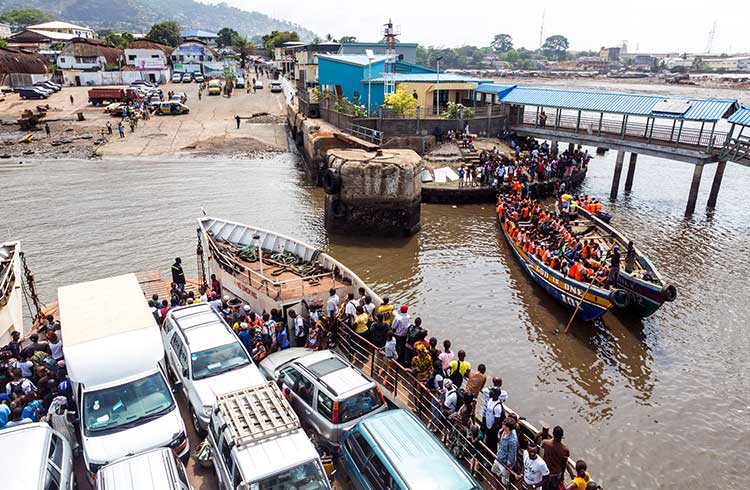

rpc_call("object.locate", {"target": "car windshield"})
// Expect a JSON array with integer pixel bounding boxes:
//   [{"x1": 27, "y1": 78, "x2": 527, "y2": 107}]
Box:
[
  {"x1": 191, "y1": 342, "x2": 250, "y2": 380},
  {"x1": 82, "y1": 372, "x2": 174, "y2": 436},
  {"x1": 250, "y1": 461, "x2": 329, "y2": 490},
  {"x1": 339, "y1": 388, "x2": 383, "y2": 423}
]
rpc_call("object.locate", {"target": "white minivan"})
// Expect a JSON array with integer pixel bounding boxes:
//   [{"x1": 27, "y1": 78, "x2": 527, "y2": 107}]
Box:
[
  {"x1": 0, "y1": 422, "x2": 75, "y2": 490},
  {"x1": 96, "y1": 447, "x2": 192, "y2": 490},
  {"x1": 59, "y1": 273, "x2": 189, "y2": 482}
]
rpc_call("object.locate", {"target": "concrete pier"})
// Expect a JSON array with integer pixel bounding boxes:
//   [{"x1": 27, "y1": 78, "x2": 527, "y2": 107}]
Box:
[
  {"x1": 685, "y1": 164, "x2": 704, "y2": 216},
  {"x1": 610, "y1": 150, "x2": 625, "y2": 200},
  {"x1": 624, "y1": 153, "x2": 638, "y2": 191},
  {"x1": 707, "y1": 160, "x2": 727, "y2": 209},
  {"x1": 324, "y1": 148, "x2": 422, "y2": 236}
]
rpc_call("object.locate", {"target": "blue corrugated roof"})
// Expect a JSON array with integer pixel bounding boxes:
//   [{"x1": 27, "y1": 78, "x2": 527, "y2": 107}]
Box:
[
  {"x1": 182, "y1": 30, "x2": 217, "y2": 38},
  {"x1": 728, "y1": 106, "x2": 750, "y2": 126},
  {"x1": 364, "y1": 73, "x2": 491, "y2": 83},
  {"x1": 476, "y1": 83, "x2": 738, "y2": 121}
]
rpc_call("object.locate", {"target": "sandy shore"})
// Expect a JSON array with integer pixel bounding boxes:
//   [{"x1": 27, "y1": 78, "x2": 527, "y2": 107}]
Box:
[{"x1": 0, "y1": 73, "x2": 288, "y2": 160}]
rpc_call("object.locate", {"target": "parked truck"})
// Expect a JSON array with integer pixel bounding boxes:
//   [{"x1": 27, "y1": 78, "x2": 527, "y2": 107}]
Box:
[{"x1": 88, "y1": 87, "x2": 140, "y2": 106}]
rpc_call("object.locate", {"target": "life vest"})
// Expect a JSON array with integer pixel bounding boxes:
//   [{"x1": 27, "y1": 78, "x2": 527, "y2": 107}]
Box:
[
  {"x1": 581, "y1": 246, "x2": 590, "y2": 259},
  {"x1": 550, "y1": 257, "x2": 560, "y2": 269},
  {"x1": 588, "y1": 259, "x2": 601, "y2": 270},
  {"x1": 568, "y1": 262, "x2": 580, "y2": 278},
  {"x1": 543, "y1": 250, "x2": 551, "y2": 264}
]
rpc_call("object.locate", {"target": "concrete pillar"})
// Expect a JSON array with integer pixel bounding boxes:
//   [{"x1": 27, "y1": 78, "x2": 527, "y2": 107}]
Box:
[
  {"x1": 624, "y1": 153, "x2": 638, "y2": 191},
  {"x1": 685, "y1": 164, "x2": 704, "y2": 216},
  {"x1": 610, "y1": 150, "x2": 625, "y2": 200},
  {"x1": 706, "y1": 160, "x2": 727, "y2": 209}
]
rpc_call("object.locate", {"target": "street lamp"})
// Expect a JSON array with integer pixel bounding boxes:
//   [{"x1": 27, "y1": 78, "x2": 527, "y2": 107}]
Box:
[
  {"x1": 253, "y1": 234, "x2": 263, "y2": 275},
  {"x1": 436, "y1": 56, "x2": 443, "y2": 116},
  {"x1": 366, "y1": 49, "x2": 375, "y2": 116}
]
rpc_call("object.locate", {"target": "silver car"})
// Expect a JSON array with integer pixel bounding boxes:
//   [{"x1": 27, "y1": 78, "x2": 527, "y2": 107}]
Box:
[{"x1": 259, "y1": 348, "x2": 387, "y2": 451}]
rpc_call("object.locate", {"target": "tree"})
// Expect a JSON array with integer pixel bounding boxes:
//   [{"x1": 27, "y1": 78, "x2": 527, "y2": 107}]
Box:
[
  {"x1": 261, "y1": 30, "x2": 300, "y2": 52},
  {"x1": 147, "y1": 21, "x2": 181, "y2": 47},
  {"x1": 542, "y1": 35, "x2": 569, "y2": 61},
  {"x1": 383, "y1": 86, "x2": 418, "y2": 117},
  {"x1": 324, "y1": 33, "x2": 336, "y2": 42},
  {"x1": 102, "y1": 31, "x2": 134, "y2": 50},
  {"x1": 216, "y1": 27, "x2": 242, "y2": 49},
  {"x1": 236, "y1": 36, "x2": 255, "y2": 69},
  {"x1": 0, "y1": 8, "x2": 51, "y2": 27},
  {"x1": 310, "y1": 36, "x2": 321, "y2": 45},
  {"x1": 491, "y1": 34, "x2": 513, "y2": 53},
  {"x1": 339, "y1": 36, "x2": 357, "y2": 43},
  {"x1": 0, "y1": 38, "x2": 6, "y2": 49}
]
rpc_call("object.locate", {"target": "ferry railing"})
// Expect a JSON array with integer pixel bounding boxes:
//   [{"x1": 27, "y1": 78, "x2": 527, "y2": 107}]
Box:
[{"x1": 336, "y1": 324, "x2": 522, "y2": 489}]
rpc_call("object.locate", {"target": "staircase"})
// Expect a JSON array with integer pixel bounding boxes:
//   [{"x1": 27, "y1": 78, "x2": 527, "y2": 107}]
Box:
[{"x1": 719, "y1": 135, "x2": 750, "y2": 166}]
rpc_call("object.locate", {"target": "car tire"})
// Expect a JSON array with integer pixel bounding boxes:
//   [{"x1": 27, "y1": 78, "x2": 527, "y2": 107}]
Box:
[
  {"x1": 304, "y1": 425, "x2": 323, "y2": 451},
  {"x1": 191, "y1": 408, "x2": 207, "y2": 437}
]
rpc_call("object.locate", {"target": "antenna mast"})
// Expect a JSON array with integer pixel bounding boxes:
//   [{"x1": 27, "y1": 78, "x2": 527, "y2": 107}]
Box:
[
  {"x1": 705, "y1": 19, "x2": 717, "y2": 53},
  {"x1": 539, "y1": 10, "x2": 546, "y2": 49},
  {"x1": 383, "y1": 19, "x2": 400, "y2": 97}
]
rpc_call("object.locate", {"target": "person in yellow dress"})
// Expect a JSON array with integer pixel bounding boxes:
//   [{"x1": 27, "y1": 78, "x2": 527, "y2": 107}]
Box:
[
  {"x1": 566, "y1": 460, "x2": 597, "y2": 490},
  {"x1": 375, "y1": 297, "x2": 395, "y2": 325}
]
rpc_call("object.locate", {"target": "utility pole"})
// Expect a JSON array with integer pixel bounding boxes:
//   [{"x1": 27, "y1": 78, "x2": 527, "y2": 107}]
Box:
[{"x1": 539, "y1": 9, "x2": 546, "y2": 49}]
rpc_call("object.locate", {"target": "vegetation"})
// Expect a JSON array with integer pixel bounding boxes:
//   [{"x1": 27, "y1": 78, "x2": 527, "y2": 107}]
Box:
[
  {"x1": 98, "y1": 30, "x2": 134, "y2": 49},
  {"x1": 338, "y1": 36, "x2": 357, "y2": 43},
  {"x1": 216, "y1": 27, "x2": 242, "y2": 49},
  {"x1": 0, "y1": 8, "x2": 51, "y2": 27},
  {"x1": 542, "y1": 35, "x2": 569, "y2": 61},
  {"x1": 417, "y1": 45, "x2": 492, "y2": 70},
  {"x1": 235, "y1": 36, "x2": 255, "y2": 69},
  {"x1": 491, "y1": 34, "x2": 513, "y2": 53},
  {"x1": 262, "y1": 30, "x2": 300, "y2": 52},
  {"x1": 334, "y1": 95, "x2": 367, "y2": 117},
  {"x1": 0, "y1": 38, "x2": 6, "y2": 48},
  {"x1": 147, "y1": 21, "x2": 181, "y2": 47},
  {"x1": 442, "y1": 102, "x2": 474, "y2": 120},
  {"x1": 383, "y1": 87, "x2": 418, "y2": 117}
]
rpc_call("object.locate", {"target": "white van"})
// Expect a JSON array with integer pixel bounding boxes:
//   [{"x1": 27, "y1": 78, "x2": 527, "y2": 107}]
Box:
[
  {"x1": 0, "y1": 422, "x2": 75, "y2": 490},
  {"x1": 59, "y1": 273, "x2": 189, "y2": 482},
  {"x1": 96, "y1": 447, "x2": 192, "y2": 490}
]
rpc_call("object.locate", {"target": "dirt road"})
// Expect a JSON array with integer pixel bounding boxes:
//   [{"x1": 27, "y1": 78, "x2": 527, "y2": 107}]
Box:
[{"x1": 0, "y1": 73, "x2": 288, "y2": 159}]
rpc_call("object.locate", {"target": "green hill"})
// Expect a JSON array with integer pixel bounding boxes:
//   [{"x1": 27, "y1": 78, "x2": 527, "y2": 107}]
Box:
[{"x1": 0, "y1": 0, "x2": 315, "y2": 40}]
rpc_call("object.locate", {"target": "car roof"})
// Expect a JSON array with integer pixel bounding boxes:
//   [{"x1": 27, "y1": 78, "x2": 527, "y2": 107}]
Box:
[
  {"x1": 0, "y1": 422, "x2": 52, "y2": 490},
  {"x1": 294, "y1": 350, "x2": 374, "y2": 398},
  {"x1": 234, "y1": 429, "x2": 321, "y2": 482},
  {"x1": 168, "y1": 303, "x2": 237, "y2": 352},
  {"x1": 98, "y1": 447, "x2": 178, "y2": 490},
  {"x1": 358, "y1": 410, "x2": 479, "y2": 489}
]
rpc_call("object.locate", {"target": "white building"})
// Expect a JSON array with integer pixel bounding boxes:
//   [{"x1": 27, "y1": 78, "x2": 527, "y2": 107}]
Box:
[
  {"x1": 702, "y1": 56, "x2": 750, "y2": 71},
  {"x1": 123, "y1": 39, "x2": 173, "y2": 83},
  {"x1": 56, "y1": 39, "x2": 122, "y2": 70},
  {"x1": 26, "y1": 21, "x2": 95, "y2": 39},
  {"x1": 0, "y1": 22, "x2": 11, "y2": 39}
]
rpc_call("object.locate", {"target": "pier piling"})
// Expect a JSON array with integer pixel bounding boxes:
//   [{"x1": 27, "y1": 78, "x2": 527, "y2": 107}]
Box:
[
  {"x1": 707, "y1": 160, "x2": 727, "y2": 209},
  {"x1": 624, "y1": 153, "x2": 638, "y2": 191},
  {"x1": 685, "y1": 164, "x2": 704, "y2": 216},
  {"x1": 610, "y1": 150, "x2": 625, "y2": 200}
]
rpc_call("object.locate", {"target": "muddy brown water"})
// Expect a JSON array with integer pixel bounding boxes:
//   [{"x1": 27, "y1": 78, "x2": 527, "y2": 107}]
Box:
[{"x1": 2, "y1": 147, "x2": 748, "y2": 488}]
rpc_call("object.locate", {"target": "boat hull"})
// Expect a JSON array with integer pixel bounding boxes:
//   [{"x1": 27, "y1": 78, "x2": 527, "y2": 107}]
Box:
[
  {"x1": 499, "y1": 218, "x2": 612, "y2": 321},
  {"x1": 0, "y1": 241, "x2": 24, "y2": 345},
  {"x1": 577, "y1": 208, "x2": 675, "y2": 317}
]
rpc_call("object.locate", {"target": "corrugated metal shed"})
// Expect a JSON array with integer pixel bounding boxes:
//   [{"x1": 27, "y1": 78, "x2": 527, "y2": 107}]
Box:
[
  {"x1": 318, "y1": 53, "x2": 387, "y2": 67},
  {"x1": 475, "y1": 83, "x2": 738, "y2": 121},
  {"x1": 728, "y1": 106, "x2": 750, "y2": 127}
]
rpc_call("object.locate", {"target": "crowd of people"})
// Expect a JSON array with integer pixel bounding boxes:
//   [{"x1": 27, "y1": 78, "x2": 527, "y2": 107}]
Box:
[{"x1": 0, "y1": 316, "x2": 76, "y2": 447}]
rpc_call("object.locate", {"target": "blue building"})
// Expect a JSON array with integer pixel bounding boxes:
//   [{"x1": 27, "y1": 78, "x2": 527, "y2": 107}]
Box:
[
  {"x1": 318, "y1": 54, "x2": 490, "y2": 115},
  {"x1": 318, "y1": 54, "x2": 434, "y2": 112},
  {"x1": 338, "y1": 42, "x2": 418, "y2": 64}
]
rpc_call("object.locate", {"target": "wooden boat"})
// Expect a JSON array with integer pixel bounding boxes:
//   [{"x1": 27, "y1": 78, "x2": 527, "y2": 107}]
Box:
[
  {"x1": 197, "y1": 216, "x2": 381, "y2": 320},
  {"x1": 576, "y1": 207, "x2": 676, "y2": 318},
  {"x1": 0, "y1": 241, "x2": 24, "y2": 345},
  {"x1": 498, "y1": 206, "x2": 676, "y2": 321}
]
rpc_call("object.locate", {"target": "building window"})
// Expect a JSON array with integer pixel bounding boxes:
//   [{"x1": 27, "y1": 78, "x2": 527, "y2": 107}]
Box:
[
  {"x1": 128, "y1": 55, "x2": 136, "y2": 61},
  {"x1": 151, "y1": 54, "x2": 159, "y2": 58}
]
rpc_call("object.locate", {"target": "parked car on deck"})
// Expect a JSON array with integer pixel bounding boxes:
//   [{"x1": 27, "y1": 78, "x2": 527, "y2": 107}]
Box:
[
  {"x1": 193, "y1": 72, "x2": 204, "y2": 83},
  {"x1": 0, "y1": 422, "x2": 76, "y2": 490},
  {"x1": 161, "y1": 303, "x2": 266, "y2": 433},
  {"x1": 259, "y1": 348, "x2": 387, "y2": 451},
  {"x1": 181, "y1": 73, "x2": 192, "y2": 83},
  {"x1": 172, "y1": 72, "x2": 183, "y2": 83},
  {"x1": 157, "y1": 101, "x2": 190, "y2": 115},
  {"x1": 96, "y1": 447, "x2": 192, "y2": 490}
]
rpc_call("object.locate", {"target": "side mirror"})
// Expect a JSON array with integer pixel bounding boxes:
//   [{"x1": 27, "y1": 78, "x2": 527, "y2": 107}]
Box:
[{"x1": 182, "y1": 367, "x2": 189, "y2": 378}]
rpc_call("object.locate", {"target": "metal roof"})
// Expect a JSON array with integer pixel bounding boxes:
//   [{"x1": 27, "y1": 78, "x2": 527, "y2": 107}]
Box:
[
  {"x1": 364, "y1": 73, "x2": 491, "y2": 84},
  {"x1": 728, "y1": 106, "x2": 750, "y2": 126},
  {"x1": 181, "y1": 29, "x2": 217, "y2": 38},
  {"x1": 476, "y1": 83, "x2": 738, "y2": 121},
  {"x1": 318, "y1": 53, "x2": 387, "y2": 67}
]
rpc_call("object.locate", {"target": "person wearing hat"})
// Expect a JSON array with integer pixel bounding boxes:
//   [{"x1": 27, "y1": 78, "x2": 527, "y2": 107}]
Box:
[
  {"x1": 542, "y1": 426, "x2": 573, "y2": 489},
  {"x1": 391, "y1": 305, "x2": 410, "y2": 365}
]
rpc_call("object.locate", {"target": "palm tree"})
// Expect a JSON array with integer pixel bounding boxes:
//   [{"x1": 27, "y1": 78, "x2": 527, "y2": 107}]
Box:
[{"x1": 235, "y1": 36, "x2": 255, "y2": 70}]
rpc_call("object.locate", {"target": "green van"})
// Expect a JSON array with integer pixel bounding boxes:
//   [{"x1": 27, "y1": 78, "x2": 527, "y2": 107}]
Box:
[{"x1": 340, "y1": 409, "x2": 481, "y2": 490}]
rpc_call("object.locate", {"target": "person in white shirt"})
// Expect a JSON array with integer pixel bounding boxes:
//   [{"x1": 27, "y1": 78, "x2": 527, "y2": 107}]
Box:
[
  {"x1": 391, "y1": 305, "x2": 410, "y2": 364},
  {"x1": 326, "y1": 288, "x2": 339, "y2": 318},
  {"x1": 443, "y1": 379, "x2": 458, "y2": 414},
  {"x1": 5, "y1": 369, "x2": 36, "y2": 395},
  {"x1": 515, "y1": 445, "x2": 549, "y2": 489},
  {"x1": 344, "y1": 293, "x2": 358, "y2": 324}
]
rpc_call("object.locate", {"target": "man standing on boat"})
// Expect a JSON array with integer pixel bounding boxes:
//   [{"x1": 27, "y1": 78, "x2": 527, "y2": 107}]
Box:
[
  {"x1": 391, "y1": 305, "x2": 410, "y2": 365},
  {"x1": 171, "y1": 257, "x2": 186, "y2": 292}
]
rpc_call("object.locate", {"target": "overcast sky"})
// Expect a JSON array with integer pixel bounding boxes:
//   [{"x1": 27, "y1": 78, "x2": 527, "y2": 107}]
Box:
[{"x1": 203, "y1": 0, "x2": 748, "y2": 54}]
